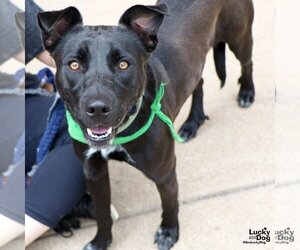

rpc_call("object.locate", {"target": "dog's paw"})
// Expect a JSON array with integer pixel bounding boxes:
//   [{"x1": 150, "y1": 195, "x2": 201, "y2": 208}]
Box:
[
  {"x1": 83, "y1": 243, "x2": 101, "y2": 250},
  {"x1": 178, "y1": 116, "x2": 208, "y2": 142},
  {"x1": 154, "y1": 226, "x2": 179, "y2": 250},
  {"x1": 83, "y1": 237, "x2": 112, "y2": 250},
  {"x1": 238, "y1": 89, "x2": 255, "y2": 108},
  {"x1": 178, "y1": 122, "x2": 198, "y2": 142}
]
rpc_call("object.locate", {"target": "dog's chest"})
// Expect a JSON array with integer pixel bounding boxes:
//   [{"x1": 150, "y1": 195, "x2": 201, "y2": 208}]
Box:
[{"x1": 86, "y1": 145, "x2": 136, "y2": 166}]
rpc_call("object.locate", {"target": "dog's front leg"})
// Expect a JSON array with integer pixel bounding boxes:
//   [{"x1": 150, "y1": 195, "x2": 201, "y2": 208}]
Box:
[
  {"x1": 83, "y1": 153, "x2": 112, "y2": 250},
  {"x1": 154, "y1": 157, "x2": 179, "y2": 250}
]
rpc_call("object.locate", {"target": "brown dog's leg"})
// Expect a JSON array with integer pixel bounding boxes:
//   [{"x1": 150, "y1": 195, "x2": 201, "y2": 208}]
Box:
[
  {"x1": 154, "y1": 156, "x2": 179, "y2": 250},
  {"x1": 83, "y1": 154, "x2": 112, "y2": 250},
  {"x1": 178, "y1": 78, "x2": 209, "y2": 142},
  {"x1": 229, "y1": 31, "x2": 255, "y2": 108}
]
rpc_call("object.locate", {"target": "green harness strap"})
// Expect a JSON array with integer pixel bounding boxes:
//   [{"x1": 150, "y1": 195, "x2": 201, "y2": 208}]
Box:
[{"x1": 66, "y1": 83, "x2": 184, "y2": 145}]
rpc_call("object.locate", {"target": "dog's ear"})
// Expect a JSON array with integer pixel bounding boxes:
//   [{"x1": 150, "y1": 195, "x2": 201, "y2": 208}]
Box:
[
  {"x1": 37, "y1": 6, "x2": 83, "y2": 52},
  {"x1": 119, "y1": 4, "x2": 169, "y2": 52}
]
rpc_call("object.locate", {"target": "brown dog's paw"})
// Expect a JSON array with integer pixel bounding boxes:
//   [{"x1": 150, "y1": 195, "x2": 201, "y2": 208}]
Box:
[
  {"x1": 238, "y1": 89, "x2": 255, "y2": 108},
  {"x1": 178, "y1": 116, "x2": 209, "y2": 142},
  {"x1": 83, "y1": 237, "x2": 112, "y2": 250},
  {"x1": 154, "y1": 226, "x2": 179, "y2": 250}
]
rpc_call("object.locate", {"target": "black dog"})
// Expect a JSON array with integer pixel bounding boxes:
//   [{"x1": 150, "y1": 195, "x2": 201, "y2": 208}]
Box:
[{"x1": 38, "y1": 0, "x2": 254, "y2": 249}]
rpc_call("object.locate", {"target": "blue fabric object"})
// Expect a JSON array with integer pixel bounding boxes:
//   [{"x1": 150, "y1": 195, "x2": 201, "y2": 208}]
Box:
[
  {"x1": 14, "y1": 68, "x2": 25, "y2": 83},
  {"x1": 37, "y1": 68, "x2": 55, "y2": 85},
  {"x1": 28, "y1": 67, "x2": 60, "y2": 166},
  {"x1": 0, "y1": 133, "x2": 24, "y2": 187},
  {"x1": 14, "y1": 132, "x2": 25, "y2": 165},
  {"x1": 35, "y1": 98, "x2": 65, "y2": 165}
]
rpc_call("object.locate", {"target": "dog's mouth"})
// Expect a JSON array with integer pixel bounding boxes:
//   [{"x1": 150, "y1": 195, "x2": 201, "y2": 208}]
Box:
[
  {"x1": 79, "y1": 96, "x2": 143, "y2": 146},
  {"x1": 86, "y1": 126, "x2": 114, "y2": 143}
]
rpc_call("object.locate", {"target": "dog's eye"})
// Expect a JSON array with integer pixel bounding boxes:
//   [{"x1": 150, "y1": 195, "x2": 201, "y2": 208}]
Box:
[
  {"x1": 68, "y1": 60, "x2": 80, "y2": 71},
  {"x1": 118, "y1": 60, "x2": 129, "y2": 70}
]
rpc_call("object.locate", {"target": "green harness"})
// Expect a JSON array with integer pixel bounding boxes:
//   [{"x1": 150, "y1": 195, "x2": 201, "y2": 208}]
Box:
[{"x1": 66, "y1": 83, "x2": 184, "y2": 145}]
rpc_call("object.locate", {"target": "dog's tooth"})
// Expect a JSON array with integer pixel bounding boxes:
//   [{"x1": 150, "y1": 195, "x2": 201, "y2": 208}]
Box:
[
  {"x1": 87, "y1": 127, "x2": 113, "y2": 141},
  {"x1": 87, "y1": 128, "x2": 93, "y2": 137}
]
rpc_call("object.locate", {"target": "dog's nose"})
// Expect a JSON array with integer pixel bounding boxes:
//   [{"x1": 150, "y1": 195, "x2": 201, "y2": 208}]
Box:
[{"x1": 85, "y1": 100, "x2": 111, "y2": 117}]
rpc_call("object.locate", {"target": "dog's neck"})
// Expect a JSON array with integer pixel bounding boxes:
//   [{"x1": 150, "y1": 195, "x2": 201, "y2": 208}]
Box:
[{"x1": 115, "y1": 57, "x2": 168, "y2": 138}]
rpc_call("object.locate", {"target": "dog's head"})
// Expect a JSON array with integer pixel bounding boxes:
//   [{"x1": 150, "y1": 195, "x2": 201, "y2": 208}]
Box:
[{"x1": 37, "y1": 4, "x2": 168, "y2": 147}]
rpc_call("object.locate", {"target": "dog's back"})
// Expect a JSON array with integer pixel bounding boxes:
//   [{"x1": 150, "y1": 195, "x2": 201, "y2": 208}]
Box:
[{"x1": 155, "y1": 0, "x2": 254, "y2": 110}]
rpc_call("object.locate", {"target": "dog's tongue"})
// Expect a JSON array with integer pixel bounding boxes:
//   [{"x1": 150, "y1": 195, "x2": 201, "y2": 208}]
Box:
[{"x1": 89, "y1": 126, "x2": 110, "y2": 135}]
